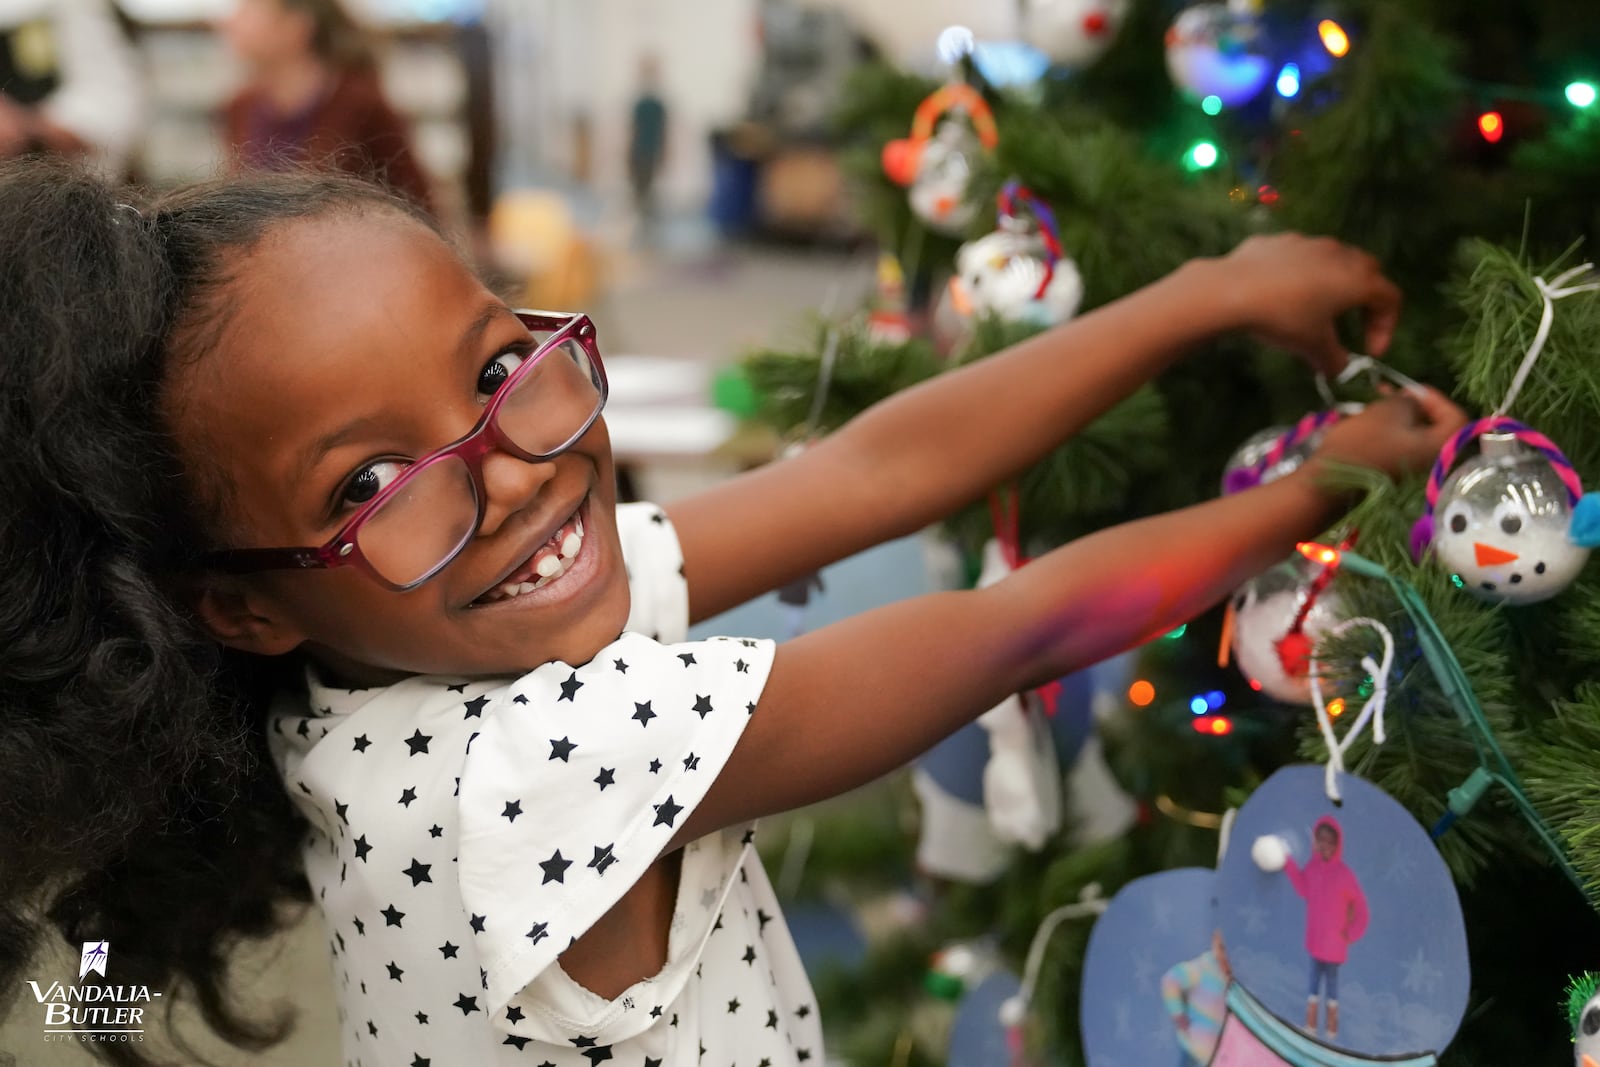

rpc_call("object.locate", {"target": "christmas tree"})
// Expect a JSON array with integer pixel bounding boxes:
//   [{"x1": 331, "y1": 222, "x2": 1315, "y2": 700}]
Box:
[{"x1": 738, "y1": 1, "x2": 1600, "y2": 1063}]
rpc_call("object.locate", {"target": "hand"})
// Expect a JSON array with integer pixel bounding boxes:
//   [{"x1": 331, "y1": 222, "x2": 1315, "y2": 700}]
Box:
[
  {"x1": 1309, "y1": 388, "x2": 1469, "y2": 481},
  {"x1": 1211, "y1": 233, "x2": 1401, "y2": 377}
]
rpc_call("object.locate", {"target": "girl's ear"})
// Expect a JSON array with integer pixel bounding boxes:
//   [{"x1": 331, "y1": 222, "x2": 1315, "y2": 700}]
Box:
[{"x1": 188, "y1": 576, "x2": 306, "y2": 657}]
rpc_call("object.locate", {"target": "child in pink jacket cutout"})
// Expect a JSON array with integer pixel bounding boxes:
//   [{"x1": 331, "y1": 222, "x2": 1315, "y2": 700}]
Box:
[{"x1": 1282, "y1": 816, "x2": 1369, "y2": 1041}]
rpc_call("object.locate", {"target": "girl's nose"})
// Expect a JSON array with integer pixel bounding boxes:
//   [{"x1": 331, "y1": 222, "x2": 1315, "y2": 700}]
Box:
[{"x1": 476, "y1": 448, "x2": 560, "y2": 539}]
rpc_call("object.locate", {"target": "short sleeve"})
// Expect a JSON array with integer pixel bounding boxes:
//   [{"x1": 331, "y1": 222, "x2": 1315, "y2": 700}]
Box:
[
  {"x1": 454, "y1": 630, "x2": 774, "y2": 1027},
  {"x1": 617, "y1": 502, "x2": 690, "y2": 644}
]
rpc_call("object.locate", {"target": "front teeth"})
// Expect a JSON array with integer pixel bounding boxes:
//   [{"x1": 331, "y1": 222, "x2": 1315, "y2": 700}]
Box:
[{"x1": 481, "y1": 513, "x2": 585, "y2": 603}]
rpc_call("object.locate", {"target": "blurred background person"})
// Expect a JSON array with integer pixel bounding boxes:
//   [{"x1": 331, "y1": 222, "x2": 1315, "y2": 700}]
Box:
[
  {"x1": 627, "y1": 52, "x2": 667, "y2": 230},
  {"x1": 0, "y1": 0, "x2": 144, "y2": 176},
  {"x1": 219, "y1": 0, "x2": 434, "y2": 213}
]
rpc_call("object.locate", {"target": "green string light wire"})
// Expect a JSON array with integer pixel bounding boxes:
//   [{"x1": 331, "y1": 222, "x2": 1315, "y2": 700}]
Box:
[{"x1": 1335, "y1": 550, "x2": 1589, "y2": 897}]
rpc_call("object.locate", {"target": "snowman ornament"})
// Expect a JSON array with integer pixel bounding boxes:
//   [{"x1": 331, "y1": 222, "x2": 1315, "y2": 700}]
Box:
[
  {"x1": 1026, "y1": 0, "x2": 1131, "y2": 69},
  {"x1": 1229, "y1": 556, "x2": 1346, "y2": 705},
  {"x1": 882, "y1": 84, "x2": 1000, "y2": 237},
  {"x1": 1571, "y1": 974, "x2": 1600, "y2": 1067},
  {"x1": 948, "y1": 183, "x2": 1083, "y2": 329},
  {"x1": 1413, "y1": 423, "x2": 1600, "y2": 606}
]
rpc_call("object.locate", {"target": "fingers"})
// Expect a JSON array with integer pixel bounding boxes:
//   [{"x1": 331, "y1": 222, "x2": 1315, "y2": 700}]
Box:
[
  {"x1": 1361, "y1": 274, "x2": 1402, "y2": 357},
  {"x1": 1406, "y1": 384, "x2": 1469, "y2": 434}
]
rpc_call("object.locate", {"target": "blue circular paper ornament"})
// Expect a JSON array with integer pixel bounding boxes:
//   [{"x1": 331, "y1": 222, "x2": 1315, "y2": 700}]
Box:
[
  {"x1": 949, "y1": 970, "x2": 1024, "y2": 1067},
  {"x1": 1216, "y1": 766, "x2": 1469, "y2": 1060},
  {"x1": 1082, "y1": 868, "x2": 1220, "y2": 1066}
]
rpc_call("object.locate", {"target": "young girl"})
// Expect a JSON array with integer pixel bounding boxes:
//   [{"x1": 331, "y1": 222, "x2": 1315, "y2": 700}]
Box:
[{"x1": 0, "y1": 158, "x2": 1464, "y2": 1067}]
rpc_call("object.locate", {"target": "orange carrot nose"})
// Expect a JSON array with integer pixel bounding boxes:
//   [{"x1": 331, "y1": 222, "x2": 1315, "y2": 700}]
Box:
[
  {"x1": 1474, "y1": 542, "x2": 1520, "y2": 567},
  {"x1": 1582, "y1": 1056, "x2": 1598, "y2": 1067},
  {"x1": 935, "y1": 196, "x2": 957, "y2": 217},
  {"x1": 948, "y1": 278, "x2": 973, "y2": 317}
]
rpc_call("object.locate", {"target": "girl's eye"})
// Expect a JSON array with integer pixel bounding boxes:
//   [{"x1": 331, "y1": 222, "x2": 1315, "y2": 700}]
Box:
[
  {"x1": 477, "y1": 350, "x2": 529, "y2": 398},
  {"x1": 342, "y1": 460, "x2": 406, "y2": 508}
]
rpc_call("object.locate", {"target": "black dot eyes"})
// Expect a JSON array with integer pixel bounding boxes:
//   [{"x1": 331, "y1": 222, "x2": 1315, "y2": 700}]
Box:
[
  {"x1": 1536, "y1": 562, "x2": 1547, "y2": 575},
  {"x1": 1510, "y1": 574, "x2": 1522, "y2": 584},
  {"x1": 1450, "y1": 514, "x2": 1468, "y2": 534},
  {"x1": 1481, "y1": 581, "x2": 1496, "y2": 591},
  {"x1": 1501, "y1": 515, "x2": 1522, "y2": 535}
]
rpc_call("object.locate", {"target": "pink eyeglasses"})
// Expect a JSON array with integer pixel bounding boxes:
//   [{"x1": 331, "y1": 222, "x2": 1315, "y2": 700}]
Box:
[{"x1": 205, "y1": 311, "x2": 608, "y2": 591}]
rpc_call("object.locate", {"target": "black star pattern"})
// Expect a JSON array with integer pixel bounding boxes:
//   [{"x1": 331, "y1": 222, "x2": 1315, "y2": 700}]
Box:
[
  {"x1": 549, "y1": 736, "x2": 577, "y2": 762},
  {"x1": 795, "y1": 1004, "x2": 812, "y2": 1018},
  {"x1": 367, "y1": 1021, "x2": 378, "y2": 1037},
  {"x1": 726, "y1": 998, "x2": 740, "y2": 1014},
  {"x1": 296, "y1": 719, "x2": 310, "y2": 738},
  {"x1": 297, "y1": 781, "x2": 311, "y2": 795},
  {"x1": 411, "y1": 1055, "x2": 429, "y2": 1067},
  {"x1": 765, "y1": 1009, "x2": 779, "y2": 1030},
  {"x1": 632, "y1": 701, "x2": 656, "y2": 727},
  {"x1": 511, "y1": 694, "x2": 528, "y2": 705},
  {"x1": 614, "y1": 659, "x2": 629, "y2": 674},
  {"x1": 572, "y1": 1036, "x2": 597, "y2": 1048},
  {"x1": 525, "y1": 922, "x2": 549, "y2": 945},
  {"x1": 741, "y1": 828, "x2": 756, "y2": 846},
  {"x1": 683, "y1": 753, "x2": 701, "y2": 771},
  {"x1": 757, "y1": 908, "x2": 773, "y2": 932},
  {"x1": 692, "y1": 694, "x2": 713, "y2": 718},
  {"x1": 740, "y1": 638, "x2": 757, "y2": 647},
  {"x1": 380, "y1": 904, "x2": 404, "y2": 928},
  {"x1": 446, "y1": 683, "x2": 467, "y2": 693},
  {"x1": 385, "y1": 961, "x2": 403, "y2": 982},
  {"x1": 747, "y1": 701, "x2": 757, "y2": 716},
  {"x1": 650, "y1": 1007, "x2": 663, "y2": 1019},
  {"x1": 463, "y1": 695, "x2": 489, "y2": 719},
  {"x1": 428, "y1": 824, "x2": 443, "y2": 838},
  {"x1": 594, "y1": 767, "x2": 616, "y2": 791},
  {"x1": 588, "y1": 844, "x2": 618, "y2": 876},
  {"x1": 539, "y1": 850, "x2": 572, "y2": 884},
  {"x1": 581, "y1": 1048, "x2": 613, "y2": 1066},
  {"x1": 353, "y1": 835, "x2": 372, "y2": 862},
  {"x1": 502, "y1": 799, "x2": 524, "y2": 822},
  {"x1": 797, "y1": 1051, "x2": 812, "y2": 1062},
  {"x1": 735, "y1": 659, "x2": 749, "y2": 673},
  {"x1": 453, "y1": 994, "x2": 479, "y2": 1016},
  {"x1": 414, "y1": 1012, "x2": 428, "y2": 1025},
  {"x1": 339, "y1": 862, "x2": 347, "y2": 884},
  {"x1": 558, "y1": 672, "x2": 583, "y2": 701},
  {"x1": 352, "y1": 916, "x2": 365, "y2": 936},
  {"x1": 646, "y1": 1059, "x2": 663, "y2": 1067},
  {"x1": 398, "y1": 786, "x2": 418, "y2": 808},
  {"x1": 648, "y1": 759, "x2": 662, "y2": 774},
  {"x1": 402, "y1": 859, "x2": 432, "y2": 886},
  {"x1": 335, "y1": 932, "x2": 345, "y2": 953},
  {"x1": 352, "y1": 734, "x2": 371, "y2": 753},
  {"x1": 742, "y1": 945, "x2": 757, "y2": 965},
  {"x1": 504, "y1": 1035, "x2": 531, "y2": 1051},
  {"x1": 678, "y1": 652, "x2": 696, "y2": 667},
  {"x1": 506, "y1": 1006, "x2": 525, "y2": 1024},
  {"x1": 438, "y1": 942, "x2": 459, "y2": 959},
  {"x1": 469, "y1": 913, "x2": 486, "y2": 934},
  {"x1": 652, "y1": 796, "x2": 684, "y2": 828},
  {"x1": 649, "y1": 511, "x2": 666, "y2": 524},
  {"x1": 759, "y1": 1060, "x2": 772, "y2": 1067},
  {"x1": 404, "y1": 729, "x2": 432, "y2": 756}
]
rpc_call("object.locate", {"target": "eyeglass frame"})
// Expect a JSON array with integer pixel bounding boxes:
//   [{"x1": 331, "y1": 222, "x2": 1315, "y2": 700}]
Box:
[{"x1": 202, "y1": 309, "x2": 609, "y2": 592}]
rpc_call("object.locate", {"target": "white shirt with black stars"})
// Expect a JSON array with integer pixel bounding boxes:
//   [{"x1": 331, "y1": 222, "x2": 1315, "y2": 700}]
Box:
[{"x1": 268, "y1": 503, "x2": 823, "y2": 1067}]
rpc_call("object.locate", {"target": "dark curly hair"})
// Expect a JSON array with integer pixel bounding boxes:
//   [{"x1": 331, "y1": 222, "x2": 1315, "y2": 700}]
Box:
[{"x1": 0, "y1": 158, "x2": 432, "y2": 1065}]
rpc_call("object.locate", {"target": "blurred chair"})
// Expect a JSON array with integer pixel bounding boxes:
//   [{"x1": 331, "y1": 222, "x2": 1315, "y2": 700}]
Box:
[{"x1": 488, "y1": 189, "x2": 600, "y2": 311}]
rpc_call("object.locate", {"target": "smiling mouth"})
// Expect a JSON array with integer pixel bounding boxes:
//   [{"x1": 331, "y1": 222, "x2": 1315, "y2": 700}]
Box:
[{"x1": 472, "y1": 501, "x2": 589, "y2": 606}]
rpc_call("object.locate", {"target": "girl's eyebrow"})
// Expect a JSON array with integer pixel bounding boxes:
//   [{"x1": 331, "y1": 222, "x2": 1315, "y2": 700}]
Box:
[{"x1": 290, "y1": 303, "x2": 517, "y2": 487}]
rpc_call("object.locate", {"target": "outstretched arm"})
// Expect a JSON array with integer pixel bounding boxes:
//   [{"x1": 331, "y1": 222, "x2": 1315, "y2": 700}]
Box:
[
  {"x1": 672, "y1": 392, "x2": 1463, "y2": 847},
  {"x1": 670, "y1": 235, "x2": 1398, "y2": 623}
]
